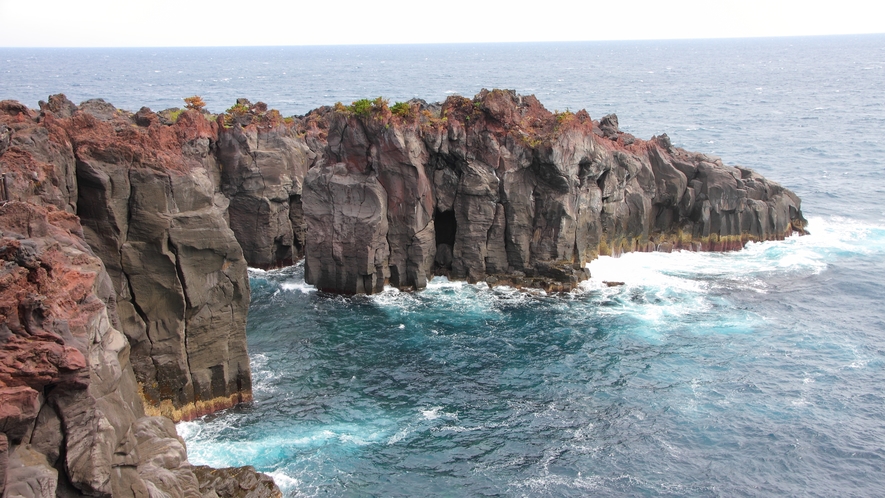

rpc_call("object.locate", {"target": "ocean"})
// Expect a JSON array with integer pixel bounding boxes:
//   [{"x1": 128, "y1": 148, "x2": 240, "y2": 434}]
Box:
[{"x1": 3, "y1": 35, "x2": 885, "y2": 496}]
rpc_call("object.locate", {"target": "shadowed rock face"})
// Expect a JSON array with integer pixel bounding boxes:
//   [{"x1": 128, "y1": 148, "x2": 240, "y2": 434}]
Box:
[
  {"x1": 0, "y1": 98, "x2": 253, "y2": 424},
  {"x1": 290, "y1": 90, "x2": 807, "y2": 293},
  {"x1": 217, "y1": 118, "x2": 314, "y2": 269},
  {"x1": 15, "y1": 90, "x2": 798, "y2": 297},
  {"x1": 0, "y1": 202, "x2": 279, "y2": 497}
]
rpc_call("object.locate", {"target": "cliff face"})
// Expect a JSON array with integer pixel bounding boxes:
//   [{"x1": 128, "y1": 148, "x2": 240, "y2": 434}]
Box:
[
  {"x1": 216, "y1": 117, "x2": 313, "y2": 269},
  {"x1": 0, "y1": 90, "x2": 813, "y2": 296},
  {"x1": 0, "y1": 202, "x2": 277, "y2": 497},
  {"x1": 293, "y1": 90, "x2": 806, "y2": 293},
  {"x1": 1, "y1": 97, "x2": 253, "y2": 422},
  {"x1": 0, "y1": 90, "x2": 805, "y2": 495}
]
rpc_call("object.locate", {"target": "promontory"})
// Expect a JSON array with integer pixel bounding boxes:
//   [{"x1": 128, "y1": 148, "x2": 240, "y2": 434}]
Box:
[{"x1": 0, "y1": 90, "x2": 805, "y2": 496}]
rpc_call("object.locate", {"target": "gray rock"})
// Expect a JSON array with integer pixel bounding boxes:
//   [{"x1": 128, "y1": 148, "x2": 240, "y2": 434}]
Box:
[
  {"x1": 37, "y1": 94, "x2": 77, "y2": 119},
  {"x1": 599, "y1": 113, "x2": 619, "y2": 139},
  {"x1": 73, "y1": 133, "x2": 252, "y2": 420},
  {"x1": 0, "y1": 433, "x2": 7, "y2": 494},
  {"x1": 77, "y1": 99, "x2": 118, "y2": 122},
  {"x1": 293, "y1": 91, "x2": 805, "y2": 293},
  {"x1": 3, "y1": 445, "x2": 58, "y2": 498},
  {"x1": 303, "y1": 164, "x2": 391, "y2": 294},
  {"x1": 217, "y1": 124, "x2": 313, "y2": 268},
  {"x1": 192, "y1": 466, "x2": 282, "y2": 498},
  {"x1": 0, "y1": 124, "x2": 9, "y2": 157}
]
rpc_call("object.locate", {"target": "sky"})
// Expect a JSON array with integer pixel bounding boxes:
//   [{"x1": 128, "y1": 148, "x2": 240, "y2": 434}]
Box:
[{"x1": 0, "y1": 0, "x2": 883, "y2": 47}]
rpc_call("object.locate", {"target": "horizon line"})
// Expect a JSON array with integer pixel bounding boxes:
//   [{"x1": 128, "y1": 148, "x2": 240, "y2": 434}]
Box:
[{"x1": 2, "y1": 32, "x2": 884, "y2": 50}]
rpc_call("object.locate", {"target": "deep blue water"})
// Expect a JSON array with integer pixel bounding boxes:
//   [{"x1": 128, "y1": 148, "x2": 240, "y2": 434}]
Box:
[{"x1": 4, "y1": 36, "x2": 885, "y2": 496}]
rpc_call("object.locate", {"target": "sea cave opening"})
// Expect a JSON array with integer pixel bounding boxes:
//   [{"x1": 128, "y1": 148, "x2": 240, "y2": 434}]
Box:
[{"x1": 434, "y1": 208, "x2": 457, "y2": 270}]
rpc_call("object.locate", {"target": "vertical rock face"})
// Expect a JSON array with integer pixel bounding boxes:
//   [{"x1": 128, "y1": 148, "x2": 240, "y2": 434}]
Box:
[
  {"x1": 0, "y1": 201, "x2": 279, "y2": 497},
  {"x1": 0, "y1": 98, "x2": 253, "y2": 422},
  {"x1": 291, "y1": 90, "x2": 806, "y2": 293},
  {"x1": 216, "y1": 109, "x2": 314, "y2": 268},
  {"x1": 0, "y1": 89, "x2": 806, "y2": 494},
  {"x1": 301, "y1": 112, "x2": 435, "y2": 293}
]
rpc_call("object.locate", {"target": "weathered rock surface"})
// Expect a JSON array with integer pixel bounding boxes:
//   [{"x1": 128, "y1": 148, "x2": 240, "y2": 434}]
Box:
[
  {"x1": 0, "y1": 201, "x2": 279, "y2": 497},
  {"x1": 0, "y1": 97, "x2": 253, "y2": 421},
  {"x1": 0, "y1": 88, "x2": 805, "y2": 495},
  {"x1": 216, "y1": 100, "x2": 314, "y2": 269},
  {"x1": 291, "y1": 90, "x2": 806, "y2": 293},
  {"x1": 192, "y1": 465, "x2": 281, "y2": 498},
  {"x1": 15, "y1": 90, "x2": 798, "y2": 296}
]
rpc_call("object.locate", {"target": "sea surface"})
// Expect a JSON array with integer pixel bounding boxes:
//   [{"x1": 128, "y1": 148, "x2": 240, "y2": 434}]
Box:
[{"x1": 4, "y1": 35, "x2": 885, "y2": 496}]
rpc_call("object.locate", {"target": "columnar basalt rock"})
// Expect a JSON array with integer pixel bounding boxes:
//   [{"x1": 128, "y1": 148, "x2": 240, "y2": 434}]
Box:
[
  {"x1": 294, "y1": 90, "x2": 806, "y2": 293},
  {"x1": 0, "y1": 97, "x2": 253, "y2": 423},
  {"x1": 0, "y1": 89, "x2": 805, "y2": 495},
  {"x1": 216, "y1": 102, "x2": 315, "y2": 269},
  {"x1": 0, "y1": 201, "x2": 279, "y2": 497}
]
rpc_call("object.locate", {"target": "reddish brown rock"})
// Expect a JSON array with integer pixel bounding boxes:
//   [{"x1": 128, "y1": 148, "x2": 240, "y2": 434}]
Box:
[
  {"x1": 0, "y1": 201, "x2": 278, "y2": 497},
  {"x1": 0, "y1": 89, "x2": 805, "y2": 494},
  {"x1": 1, "y1": 97, "x2": 254, "y2": 421}
]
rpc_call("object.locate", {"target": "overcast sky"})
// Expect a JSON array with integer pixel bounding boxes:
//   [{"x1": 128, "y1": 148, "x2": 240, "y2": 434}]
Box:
[{"x1": 1, "y1": 0, "x2": 883, "y2": 47}]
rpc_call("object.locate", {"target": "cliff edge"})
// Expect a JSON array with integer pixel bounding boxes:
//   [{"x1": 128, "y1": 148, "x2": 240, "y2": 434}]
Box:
[
  {"x1": 0, "y1": 90, "x2": 806, "y2": 495},
  {"x1": 224, "y1": 89, "x2": 806, "y2": 293},
  {"x1": 0, "y1": 201, "x2": 278, "y2": 497}
]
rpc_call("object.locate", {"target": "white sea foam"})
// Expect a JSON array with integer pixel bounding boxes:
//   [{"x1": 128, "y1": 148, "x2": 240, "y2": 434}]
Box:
[
  {"x1": 584, "y1": 216, "x2": 884, "y2": 296},
  {"x1": 176, "y1": 420, "x2": 201, "y2": 440},
  {"x1": 280, "y1": 280, "x2": 316, "y2": 293},
  {"x1": 266, "y1": 471, "x2": 300, "y2": 495},
  {"x1": 181, "y1": 421, "x2": 392, "y2": 469},
  {"x1": 249, "y1": 353, "x2": 282, "y2": 395},
  {"x1": 386, "y1": 427, "x2": 411, "y2": 445},
  {"x1": 567, "y1": 215, "x2": 885, "y2": 341},
  {"x1": 421, "y1": 406, "x2": 450, "y2": 421}
]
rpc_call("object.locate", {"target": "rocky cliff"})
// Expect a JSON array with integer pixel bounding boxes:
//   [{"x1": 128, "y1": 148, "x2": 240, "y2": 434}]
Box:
[
  {"x1": 0, "y1": 90, "x2": 806, "y2": 495},
  {"x1": 0, "y1": 202, "x2": 278, "y2": 497},
  {"x1": 1, "y1": 96, "x2": 253, "y2": 422},
  {"x1": 0, "y1": 98, "x2": 275, "y2": 497},
  {"x1": 200, "y1": 91, "x2": 805, "y2": 294},
  {"x1": 278, "y1": 90, "x2": 806, "y2": 293}
]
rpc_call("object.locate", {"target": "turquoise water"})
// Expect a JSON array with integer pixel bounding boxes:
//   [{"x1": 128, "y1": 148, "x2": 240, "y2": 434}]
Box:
[
  {"x1": 4, "y1": 35, "x2": 885, "y2": 496},
  {"x1": 176, "y1": 217, "x2": 885, "y2": 496}
]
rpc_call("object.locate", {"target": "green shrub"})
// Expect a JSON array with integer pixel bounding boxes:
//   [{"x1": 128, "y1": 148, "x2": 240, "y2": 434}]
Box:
[
  {"x1": 348, "y1": 97, "x2": 388, "y2": 117},
  {"x1": 226, "y1": 103, "x2": 250, "y2": 115},
  {"x1": 349, "y1": 98, "x2": 373, "y2": 117},
  {"x1": 391, "y1": 101, "x2": 410, "y2": 117}
]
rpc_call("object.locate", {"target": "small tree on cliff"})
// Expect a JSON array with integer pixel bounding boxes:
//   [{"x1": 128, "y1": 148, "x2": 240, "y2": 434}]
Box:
[{"x1": 183, "y1": 95, "x2": 206, "y2": 111}]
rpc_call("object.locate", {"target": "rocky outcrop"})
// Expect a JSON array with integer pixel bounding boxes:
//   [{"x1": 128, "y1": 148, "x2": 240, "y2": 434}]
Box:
[
  {"x1": 0, "y1": 97, "x2": 253, "y2": 422},
  {"x1": 0, "y1": 91, "x2": 808, "y2": 297},
  {"x1": 0, "y1": 201, "x2": 279, "y2": 497},
  {"x1": 0, "y1": 89, "x2": 805, "y2": 495},
  {"x1": 216, "y1": 100, "x2": 314, "y2": 269},
  {"x1": 291, "y1": 90, "x2": 806, "y2": 293}
]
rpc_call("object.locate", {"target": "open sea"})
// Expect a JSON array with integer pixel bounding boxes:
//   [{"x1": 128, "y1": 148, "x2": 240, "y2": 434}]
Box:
[{"x1": 3, "y1": 35, "x2": 885, "y2": 496}]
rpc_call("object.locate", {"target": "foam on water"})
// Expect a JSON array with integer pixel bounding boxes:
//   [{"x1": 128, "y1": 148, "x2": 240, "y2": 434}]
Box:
[
  {"x1": 180, "y1": 215, "x2": 885, "y2": 496},
  {"x1": 5, "y1": 35, "x2": 885, "y2": 497},
  {"x1": 587, "y1": 216, "x2": 885, "y2": 294}
]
